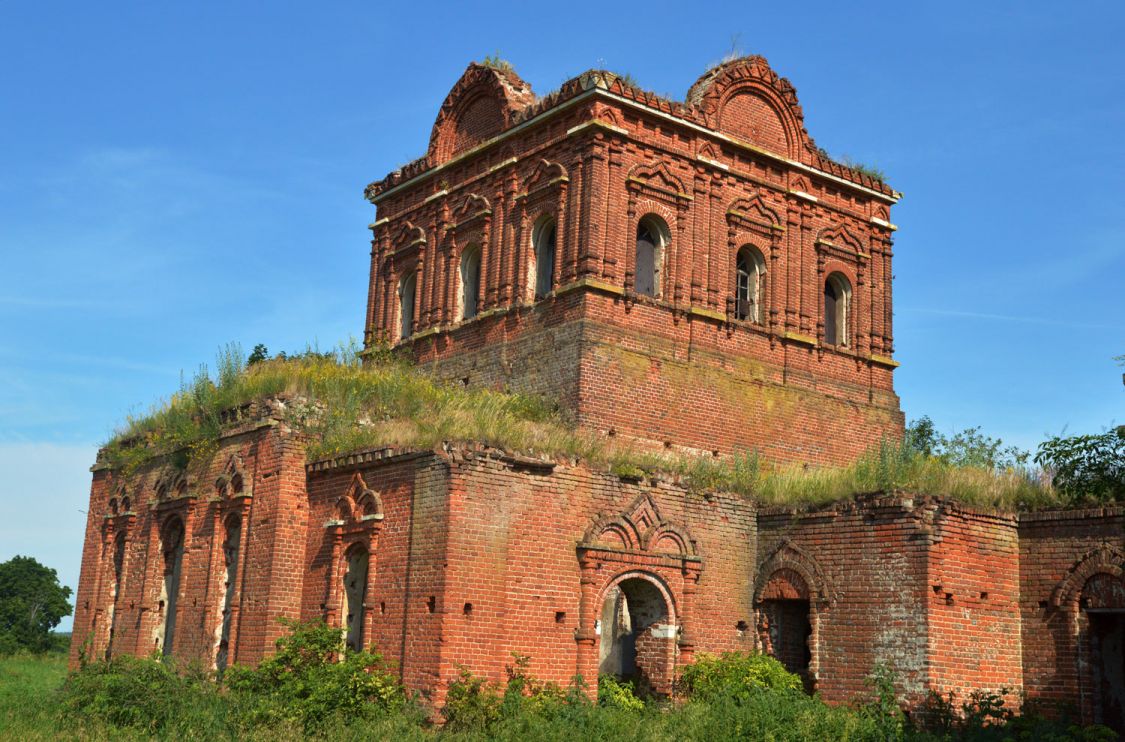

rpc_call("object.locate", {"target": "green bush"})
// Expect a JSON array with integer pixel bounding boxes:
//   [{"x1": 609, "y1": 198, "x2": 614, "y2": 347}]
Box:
[
  {"x1": 678, "y1": 651, "x2": 802, "y2": 702},
  {"x1": 57, "y1": 654, "x2": 229, "y2": 736},
  {"x1": 441, "y1": 666, "x2": 504, "y2": 733},
  {"x1": 597, "y1": 674, "x2": 644, "y2": 711},
  {"x1": 224, "y1": 618, "x2": 408, "y2": 733}
]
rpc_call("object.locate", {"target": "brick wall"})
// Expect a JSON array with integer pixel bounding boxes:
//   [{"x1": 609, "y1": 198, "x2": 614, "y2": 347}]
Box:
[{"x1": 1019, "y1": 507, "x2": 1125, "y2": 726}]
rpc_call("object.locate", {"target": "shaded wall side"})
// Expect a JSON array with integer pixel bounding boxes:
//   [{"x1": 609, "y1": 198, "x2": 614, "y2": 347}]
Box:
[{"x1": 1019, "y1": 509, "x2": 1125, "y2": 715}]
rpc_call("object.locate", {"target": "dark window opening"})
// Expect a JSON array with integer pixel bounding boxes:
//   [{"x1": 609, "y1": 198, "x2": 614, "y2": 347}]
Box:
[
  {"x1": 461, "y1": 247, "x2": 481, "y2": 320},
  {"x1": 1090, "y1": 612, "x2": 1125, "y2": 734},
  {"x1": 534, "y1": 219, "x2": 556, "y2": 300},
  {"x1": 399, "y1": 272, "x2": 416, "y2": 340},
  {"x1": 635, "y1": 222, "x2": 660, "y2": 297}
]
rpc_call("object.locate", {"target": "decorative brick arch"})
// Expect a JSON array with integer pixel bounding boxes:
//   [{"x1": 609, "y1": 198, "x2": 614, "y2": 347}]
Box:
[
  {"x1": 428, "y1": 63, "x2": 535, "y2": 164},
  {"x1": 1050, "y1": 544, "x2": 1125, "y2": 725},
  {"x1": 754, "y1": 540, "x2": 834, "y2": 606},
  {"x1": 575, "y1": 494, "x2": 702, "y2": 693},
  {"x1": 324, "y1": 472, "x2": 384, "y2": 650},
  {"x1": 754, "y1": 540, "x2": 833, "y2": 689},
  {"x1": 686, "y1": 56, "x2": 809, "y2": 159},
  {"x1": 1052, "y1": 545, "x2": 1125, "y2": 608}
]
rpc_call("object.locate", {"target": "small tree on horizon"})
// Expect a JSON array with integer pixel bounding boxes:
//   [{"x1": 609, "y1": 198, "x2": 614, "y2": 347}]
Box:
[{"x1": 0, "y1": 555, "x2": 73, "y2": 654}]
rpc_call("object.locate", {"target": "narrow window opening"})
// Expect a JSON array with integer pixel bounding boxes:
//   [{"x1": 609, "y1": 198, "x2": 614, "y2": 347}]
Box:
[
  {"x1": 343, "y1": 545, "x2": 369, "y2": 652},
  {"x1": 215, "y1": 514, "x2": 241, "y2": 672},
  {"x1": 158, "y1": 517, "x2": 185, "y2": 657},
  {"x1": 824, "y1": 273, "x2": 851, "y2": 347},
  {"x1": 427, "y1": 595, "x2": 437, "y2": 613},
  {"x1": 735, "y1": 246, "x2": 764, "y2": 322},
  {"x1": 555, "y1": 611, "x2": 566, "y2": 624},
  {"x1": 634, "y1": 217, "x2": 666, "y2": 298},
  {"x1": 464, "y1": 602, "x2": 473, "y2": 615},
  {"x1": 398, "y1": 272, "x2": 417, "y2": 340},
  {"x1": 460, "y1": 246, "x2": 481, "y2": 320},
  {"x1": 533, "y1": 219, "x2": 556, "y2": 300}
]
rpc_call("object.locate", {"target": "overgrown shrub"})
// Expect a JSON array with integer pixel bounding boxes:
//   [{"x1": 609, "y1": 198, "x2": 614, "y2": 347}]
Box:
[
  {"x1": 597, "y1": 674, "x2": 644, "y2": 711},
  {"x1": 223, "y1": 618, "x2": 408, "y2": 733},
  {"x1": 58, "y1": 654, "x2": 228, "y2": 735},
  {"x1": 678, "y1": 651, "x2": 802, "y2": 702}
]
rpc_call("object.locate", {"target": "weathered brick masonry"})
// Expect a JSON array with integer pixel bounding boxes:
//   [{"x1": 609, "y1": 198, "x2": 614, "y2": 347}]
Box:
[
  {"x1": 363, "y1": 56, "x2": 903, "y2": 465},
  {"x1": 71, "y1": 56, "x2": 1125, "y2": 731}
]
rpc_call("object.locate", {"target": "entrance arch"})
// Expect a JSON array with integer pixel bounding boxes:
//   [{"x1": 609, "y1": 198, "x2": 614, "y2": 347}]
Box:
[{"x1": 597, "y1": 572, "x2": 677, "y2": 695}]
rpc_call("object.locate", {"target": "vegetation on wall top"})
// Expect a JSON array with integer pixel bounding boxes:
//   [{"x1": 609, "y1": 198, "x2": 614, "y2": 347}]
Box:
[{"x1": 99, "y1": 342, "x2": 1122, "y2": 512}]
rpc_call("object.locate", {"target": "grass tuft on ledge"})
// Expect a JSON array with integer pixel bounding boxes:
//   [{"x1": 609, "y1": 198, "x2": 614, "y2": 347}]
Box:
[{"x1": 101, "y1": 342, "x2": 1060, "y2": 511}]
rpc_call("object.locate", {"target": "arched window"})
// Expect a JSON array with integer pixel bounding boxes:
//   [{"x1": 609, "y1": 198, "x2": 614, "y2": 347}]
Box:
[
  {"x1": 343, "y1": 545, "x2": 369, "y2": 652},
  {"x1": 159, "y1": 516, "x2": 185, "y2": 657},
  {"x1": 532, "y1": 218, "x2": 556, "y2": 300},
  {"x1": 460, "y1": 245, "x2": 481, "y2": 320},
  {"x1": 106, "y1": 531, "x2": 127, "y2": 660},
  {"x1": 398, "y1": 272, "x2": 416, "y2": 340},
  {"x1": 735, "y1": 246, "x2": 766, "y2": 322},
  {"x1": 824, "y1": 273, "x2": 851, "y2": 347},
  {"x1": 635, "y1": 216, "x2": 668, "y2": 298},
  {"x1": 215, "y1": 514, "x2": 242, "y2": 673}
]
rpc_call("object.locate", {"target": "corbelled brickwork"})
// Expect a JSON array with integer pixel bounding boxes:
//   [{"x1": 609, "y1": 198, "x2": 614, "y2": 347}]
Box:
[
  {"x1": 363, "y1": 57, "x2": 903, "y2": 465},
  {"x1": 70, "y1": 56, "x2": 1125, "y2": 733}
]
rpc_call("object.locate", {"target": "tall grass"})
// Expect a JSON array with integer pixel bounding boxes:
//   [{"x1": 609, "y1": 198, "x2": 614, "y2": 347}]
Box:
[{"x1": 102, "y1": 343, "x2": 1060, "y2": 511}]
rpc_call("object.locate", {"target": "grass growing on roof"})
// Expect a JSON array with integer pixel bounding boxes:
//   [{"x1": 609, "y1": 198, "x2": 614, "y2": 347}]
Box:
[{"x1": 101, "y1": 342, "x2": 1060, "y2": 511}]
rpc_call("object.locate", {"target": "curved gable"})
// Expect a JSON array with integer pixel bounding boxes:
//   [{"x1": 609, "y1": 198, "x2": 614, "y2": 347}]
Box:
[
  {"x1": 428, "y1": 63, "x2": 536, "y2": 165},
  {"x1": 687, "y1": 56, "x2": 808, "y2": 159}
]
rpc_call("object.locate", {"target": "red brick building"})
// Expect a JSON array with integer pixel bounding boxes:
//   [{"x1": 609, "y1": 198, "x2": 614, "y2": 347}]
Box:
[
  {"x1": 71, "y1": 58, "x2": 1125, "y2": 731},
  {"x1": 363, "y1": 56, "x2": 903, "y2": 466}
]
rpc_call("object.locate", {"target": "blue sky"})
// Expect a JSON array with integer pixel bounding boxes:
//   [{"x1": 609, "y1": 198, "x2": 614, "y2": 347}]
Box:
[{"x1": 2, "y1": 2, "x2": 1122, "y2": 629}]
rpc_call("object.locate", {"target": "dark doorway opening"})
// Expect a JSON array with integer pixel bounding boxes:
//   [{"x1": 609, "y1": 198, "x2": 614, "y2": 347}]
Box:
[
  {"x1": 1089, "y1": 611, "x2": 1125, "y2": 734},
  {"x1": 761, "y1": 598, "x2": 812, "y2": 690},
  {"x1": 598, "y1": 577, "x2": 674, "y2": 695}
]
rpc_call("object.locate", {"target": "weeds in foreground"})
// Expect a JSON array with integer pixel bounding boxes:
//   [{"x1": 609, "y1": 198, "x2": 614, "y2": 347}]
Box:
[{"x1": 2, "y1": 630, "x2": 1112, "y2": 741}]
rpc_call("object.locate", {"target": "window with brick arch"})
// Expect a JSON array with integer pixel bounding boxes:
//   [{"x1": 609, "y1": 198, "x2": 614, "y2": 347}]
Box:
[
  {"x1": 398, "y1": 272, "x2": 416, "y2": 340},
  {"x1": 460, "y1": 245, "x2": 481, "y2": 320},
  {"x1": 635, "y1": 216, "x2": 668, "y2": 298},
  {"x1": 158, "y1": 516, "x2": 185, "y2": 657},
  {"x1": 824, "y1": 273, "x2": 851, "y2": 347},
  {"x1": 532, "y1": 217, "x2": 556, "y2": 300},
  {"x1": 735, "y1": 245, "x2": 766, "y2": 322}
]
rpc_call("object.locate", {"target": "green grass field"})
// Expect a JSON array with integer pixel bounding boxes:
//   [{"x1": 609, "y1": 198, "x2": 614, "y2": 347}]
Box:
[{"x1": 0, "y1": 653, "x2": 69, "y2": 740}]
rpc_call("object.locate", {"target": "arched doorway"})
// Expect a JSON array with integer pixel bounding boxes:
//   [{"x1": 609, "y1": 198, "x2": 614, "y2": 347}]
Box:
[
  {"x1": 343, "y1": 544, "x2": 370, "y2": 652},
  {"x1": 597, "y1": 574, "x2": 677, "y2": 696},
  {"x1": 757, "y1": 568, "x2": 813, "y2": 689},
  {"x1": 1082, "y1": 573, "x2": 1125, "y2": 732}
]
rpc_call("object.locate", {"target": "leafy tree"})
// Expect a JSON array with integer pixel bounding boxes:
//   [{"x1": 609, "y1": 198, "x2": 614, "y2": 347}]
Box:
[
  {"x1": 247, "y1": 343, "x2": 270, "y2": 365},
  {"x1": 905, "y1": 416, "x2": 1029, "y2": 469},
  {"x1": 1036, "y1": 427, "x2": 1125, "y2": 503},
  {"x1": 0, "y1": 555, "x2": 73, "y2": 654}
]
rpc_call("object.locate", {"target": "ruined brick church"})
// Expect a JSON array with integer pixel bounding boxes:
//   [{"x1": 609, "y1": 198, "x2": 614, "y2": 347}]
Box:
[{"x1": 72, "y1": 57, "x2": 1125, "y2": 729}]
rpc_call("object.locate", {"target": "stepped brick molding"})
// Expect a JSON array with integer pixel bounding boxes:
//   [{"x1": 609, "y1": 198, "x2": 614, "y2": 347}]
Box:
[{"x1": 72, "y1": 58, "x2": 1125, "y2": 732}]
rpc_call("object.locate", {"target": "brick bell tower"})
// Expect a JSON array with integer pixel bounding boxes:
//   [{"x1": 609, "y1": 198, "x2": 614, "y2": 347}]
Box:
[{"x1": 363, "y1": 57, "x2": 903, "y2": 466}]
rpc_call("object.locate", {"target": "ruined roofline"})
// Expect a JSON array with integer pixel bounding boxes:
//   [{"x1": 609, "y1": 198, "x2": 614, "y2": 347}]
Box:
[{"x1": 365, "y1": 57, "x2": 899, "y2": 205}]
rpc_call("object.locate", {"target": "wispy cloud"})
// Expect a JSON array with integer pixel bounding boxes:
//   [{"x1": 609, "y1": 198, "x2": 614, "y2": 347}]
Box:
[{"x1": 898, "y1": 306, "x2": 1121, "y2": 331}]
